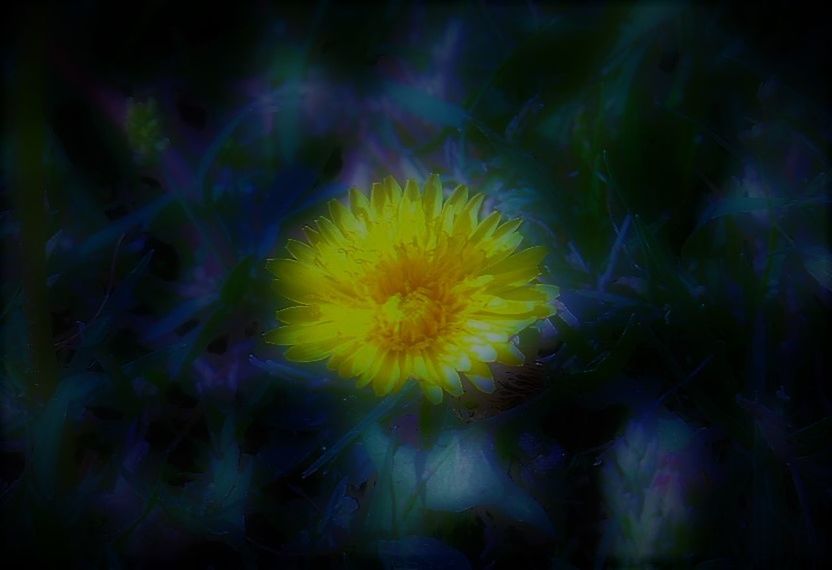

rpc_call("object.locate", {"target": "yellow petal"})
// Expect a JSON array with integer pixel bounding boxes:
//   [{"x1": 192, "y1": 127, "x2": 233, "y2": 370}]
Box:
[
  {"x1": 412, "y1": 351, "x2": 430, "y2": 382},
  {"x1": 429, "y1": 358, "x2": 462, "y2": 396},
  {"x1": 421, "y1": 382, "x2": 444, "y2": 404},
  {"x1": 349, "y1": 188, "x2": 371, "y2": 219},
  {"x1": 453, "y1": 193, "x2": 485, "y2": 237},
  {"x1": 268, "y1": 259, "x2": 329, "y2": 303},
  {"x1": 399, "y1": 351, "x2": 414, "y2": 381},
  {"x1": 487, "y1": 245, "x2": 547, "y2": 275},
  {"x1": 285, "y1": 239, "x2": 316, "y2": 263},
  {"x1": 351, "y1": 344, "x2": 379, "y2": 381},
  {"x1": 373, "y1": 351, "x2": 401, "y2": 396},
  {"x1": 446, "y1": 184, "x2": 469, "y2": 210},
  {"x1": 446, "y1": 345, "x2": 472, "y2": 371},
  {"x1": 337, "y1": 354, "x2": 356, "y2": 378},
  {"x1": 470, "y1": 315, "x2": 538, "y2": 336},
  {"x1": 464, "y1": 360, "x2": 495, "y2": 393},
  {"x1": 492, "y1": 231, "x2": 524, "y2": 259},
  {"x1": 276, "y1": 305, "x2": 321, "y2": 324},
  {"x1": 498, "y1": 284, "x2": 558, "y2": 303},
  {"x1": 439, "y1": 364, "x2": 463, "y2": 396},
  {"x1": 370, "y1": 182, "x2": 388, "y2": 219},
  {"x1": 329, "y1": 199, "x2": 363, "y2": 237},
  {"x1": 316, "y1": 217, "x2": 344, "y2": 245},
  {"x1": 482, "y1": 295, "x2": 542, "y2": 315},
  {"x1": 465, "y1": 320, "x2": 512, "y2": 342},
  {"x1": 470, "y1": 210, "x2": 501, "y2": 243},
  {"x1": 272, "y1": 278, "x2": 317, "y2": 304},
  {"x1": 463, "y1": 339, "x2": 498, "y2": 362},
  {"x1": 538, "y1": 284, "x2": 560, "y2": 302},
  {"x1": 384, "y1": 176, "x2": 403, "y2": 206},
  {"x1": 495, "y1": 342, "x2": 525, "y2": 366},
  {"x1": 284, "y1": 338, "x2": 341, "y2": 362},
  {"x1": 398, "y1": 179, "x2": 425, "y2": 240},
  {"x1": 264, "y1": 322, "x2": 339, "y2": 345},
  {"x1": 437, "y1": 184, "x2": 468, "y2": 234},
  {"x1": 492, "y1": 217, "x2": 522, "y2": 240},
  {"x1": 266, "y1": 257, "x2": 322, "y2": 280},
  {"x1": 303, "y1": 226, "x2": 323, "y2": 246},
  {"x1": 422, "y1": 174, "x2": 443, "y2": 220}
]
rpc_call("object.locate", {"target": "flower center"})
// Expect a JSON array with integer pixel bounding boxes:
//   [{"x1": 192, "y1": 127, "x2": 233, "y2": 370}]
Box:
[
  {"x1": 358, "y1": 244, "x2": 474, "y2": 353},
  {"x1": 374, "y1": 285, "x2": 451, "y2": 351}
]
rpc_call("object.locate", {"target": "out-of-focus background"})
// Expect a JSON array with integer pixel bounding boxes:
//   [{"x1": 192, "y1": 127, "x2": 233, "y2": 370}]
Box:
[{"x1": 2, "y1": 2, "x2": 830, "y2": 567}]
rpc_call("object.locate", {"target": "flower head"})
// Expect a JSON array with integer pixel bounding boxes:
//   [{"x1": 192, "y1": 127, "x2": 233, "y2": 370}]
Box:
[
  {"x1": 266, "y1": 175, "x2": 557, "y2": 402},
  {"x1": 125, "y1": 97, "x2": 169, "y2": 161}
]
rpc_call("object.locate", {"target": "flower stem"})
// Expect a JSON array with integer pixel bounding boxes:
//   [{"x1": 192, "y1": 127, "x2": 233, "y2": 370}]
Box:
[{"x1": 302, "y1": 381, "x2": 416, "y2": 479}]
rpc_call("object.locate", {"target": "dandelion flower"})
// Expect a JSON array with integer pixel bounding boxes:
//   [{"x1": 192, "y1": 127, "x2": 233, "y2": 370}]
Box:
[
  {"x1": 265, "y1": 175, "x2": 558, "y2": 403},
  {"x1": 125, "y1": 97, "x2": 169, "y2": 160}
]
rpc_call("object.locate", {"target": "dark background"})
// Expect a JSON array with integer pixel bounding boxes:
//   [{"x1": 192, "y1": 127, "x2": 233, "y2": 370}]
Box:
[{"x1": 2, "y1": 1, "x2": 830, "y2": 567}]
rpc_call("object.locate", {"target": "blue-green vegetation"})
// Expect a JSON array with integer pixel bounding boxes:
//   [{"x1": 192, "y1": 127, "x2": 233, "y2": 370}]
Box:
[{"x1": 2, "y1": 2, "x2": 829, "y2": 567}]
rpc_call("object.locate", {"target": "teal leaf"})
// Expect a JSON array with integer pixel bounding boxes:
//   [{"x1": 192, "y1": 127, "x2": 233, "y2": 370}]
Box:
[
  {"x1": 363, "y1": 424, "x2": 554, "y2": 537},
  {"x1": 801, "y1": 247, "x2": 832, "y2": 292},
  {"x1": 698, "y1": 196, "x2": 782, "y2": 226},
  {"x1": 197, "y1": 99, "x2": 270, "y2": 203},
  {"x1": 79, "y1": 195, "x2": 175, "y2": 257},
  {"x1": 30, "y1": 372, "x2": 106, "y2": 497},
  {"x1": 318, "y1": 476, "x2": 358, "y2": 537},
  {"x1": 790, "y1": 416, "x2": 832, "y2": 457},
  {"x1": 561, "y1": 315, "x2": 640, "y2": 393},
  {"x1": 170, "y1": 305, "x2": 229, "y2": 377},
  {"x1": 143, "y1": 295, "x2": 217, "y2": 342},
  {"x1": 697, "y1": 194, "x2": 830, "y2": 229},
  {"x1": 377, "y1": 536, "x2": 471, "y2": 570},
  {"x1": 657, "y1": 417, "x2": 694, "y2": 453},
  {"x1": 161, "y1": 418, "x2": 252, "y2": 535},
  {"x1": 385, "y1": 82, "x2": 469, "y2": 128},
  {"x1": 301, "y1": 382, "x2": 415, "y2": 479}
]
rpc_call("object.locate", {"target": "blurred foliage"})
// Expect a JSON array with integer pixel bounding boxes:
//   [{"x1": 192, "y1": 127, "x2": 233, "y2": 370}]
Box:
[{"x1": 2, "y1": 1, "x2": 830, "y2": 567}]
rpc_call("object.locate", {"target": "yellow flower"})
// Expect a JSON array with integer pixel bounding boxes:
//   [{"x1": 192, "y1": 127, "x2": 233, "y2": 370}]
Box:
[{"x1": 265, "y1": 175, "x2": 558, "y2": 403}]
